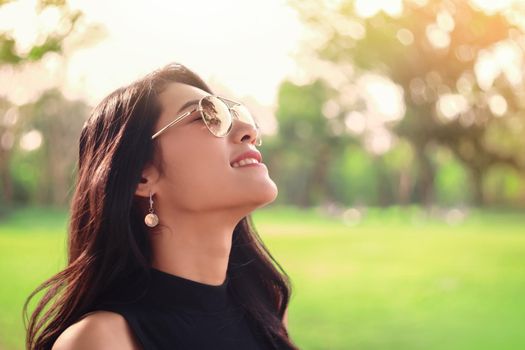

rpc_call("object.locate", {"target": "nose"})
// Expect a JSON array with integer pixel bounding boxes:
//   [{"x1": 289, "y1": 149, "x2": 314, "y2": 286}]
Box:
[{"x1": 229, "y1": 119, "x2": 262, "y2": 146}]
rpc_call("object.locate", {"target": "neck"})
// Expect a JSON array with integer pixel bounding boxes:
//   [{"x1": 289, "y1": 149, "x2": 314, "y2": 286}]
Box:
[{"x1": 149, "y1": 207, "x2": 244, "y2": 286}]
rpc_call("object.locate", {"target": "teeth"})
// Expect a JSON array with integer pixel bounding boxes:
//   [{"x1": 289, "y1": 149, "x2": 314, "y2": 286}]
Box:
[{"x1": 232, "y1": 158, "x2": 259, "y2": 168}]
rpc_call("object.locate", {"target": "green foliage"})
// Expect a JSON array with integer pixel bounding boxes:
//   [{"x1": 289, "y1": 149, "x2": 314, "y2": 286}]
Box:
[
  {"x1": 26, "y1": 37, "x2": 62, "y2": 61},
  {"x1": 484, "y1": 165, "x2": 525, "y2": 206},
  {"x1": 269, "y1": 79, "x2": 351, "y2": 206},
  {"x1": 9, "y1": 142, "x2": 47, "y2": 204},
  {"x1": 37, "y1": 0, "x2": 67, "y2": 9},
  {"x1": 327, "y1": 144, "x2": 380, "y2": 205},
  {"x1": 0, "y1": 0, "x2": 103, "y2": 210},
  {"x1": 0, "y1": 1, "x2": 84, "y2": 65},
  {"x1": 16, "y1": 89, "x2": 89, "y2": 205},
  {"x1": 275, "y1": 79, "x2": 328, "y2": 146},
  {"x1": 0, "y1": 34, "x2": 21, "y2": 64},
  {"x1": 434, "y1": 147, "x2": 470, "y2": 205},
  {"x1": 288, "y1": 0, "x2": 525, "y2": 206}
]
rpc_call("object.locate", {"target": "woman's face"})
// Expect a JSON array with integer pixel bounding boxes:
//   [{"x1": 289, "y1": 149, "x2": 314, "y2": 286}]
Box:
[{"x1": 149, "y1": 82, "x2": 278, "y2": 216}]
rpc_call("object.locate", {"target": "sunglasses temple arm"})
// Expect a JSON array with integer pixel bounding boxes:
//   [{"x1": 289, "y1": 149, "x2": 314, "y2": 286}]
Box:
[
  {"x1": 151, "y1": 110, "x2": 194, "y2": 139},
  {"x1": 217, "y1": 96, "x2": 240, "y2": 106},
  {"x1": 218, "y1": 95, "x2": 262, "y2": 145},
  {"x1": 219, "y1": 96, "x2": 261, "y2": 127}
]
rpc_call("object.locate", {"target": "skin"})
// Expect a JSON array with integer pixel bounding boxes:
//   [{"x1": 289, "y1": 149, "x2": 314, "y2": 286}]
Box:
[
  {"x1": 139, "y1": 82, "x2": 279, "y2": 286},
  {"x1": 53, "y1": 82, "x2": 283, "y2": 349},
  {"x1": 52, "y1": 311, "x2": 142, "y2": 350}
]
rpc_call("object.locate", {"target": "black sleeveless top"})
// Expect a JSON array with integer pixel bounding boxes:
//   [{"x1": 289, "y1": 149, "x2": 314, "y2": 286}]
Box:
[{"x1": 92, "y1": 268, "x2": 274, "y2": 349}]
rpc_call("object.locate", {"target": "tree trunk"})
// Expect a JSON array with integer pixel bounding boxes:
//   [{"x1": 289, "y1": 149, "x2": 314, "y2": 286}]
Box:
[
  {"x1": 398, "y1": 170, "x2": 412, "y2": 205},
  {"x1": 470, "y1": 167, "x2": 485, "y2": 207},
  {"x1": 376, "y1": 156, "x2": 392, "y2": 207},
  {"x1": 414, "y1": 143, "x2": 435, "y2": 208},
  {"x1": 305, "y1": 143, "x2": 332, "y2": 206},
  {"x1": 0, "y1": 147, "x2": 13, "y2": 207}
]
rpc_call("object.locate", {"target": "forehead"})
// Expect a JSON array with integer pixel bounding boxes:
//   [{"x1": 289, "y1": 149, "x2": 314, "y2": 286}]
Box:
[{"x1": 157, "y1": 82, "x2": 209, "y2": 114}]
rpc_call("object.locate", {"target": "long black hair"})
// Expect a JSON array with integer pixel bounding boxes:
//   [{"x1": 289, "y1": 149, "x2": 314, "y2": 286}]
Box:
[{"x1": 24, "y1": 62, "x2": 298, "y2": 349}]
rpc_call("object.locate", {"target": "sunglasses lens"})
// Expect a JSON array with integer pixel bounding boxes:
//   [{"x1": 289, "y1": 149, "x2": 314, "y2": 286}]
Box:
[
  {"x1": 230, "y1": 104, "x2": 258, "y2": 128},
  {"x1": 201, "y1": 96, "x2": 232, "y2": 137}
]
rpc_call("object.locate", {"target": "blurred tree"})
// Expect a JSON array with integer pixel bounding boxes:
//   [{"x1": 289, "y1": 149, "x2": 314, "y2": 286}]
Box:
[
  {"x1": 0, "y1": 0, "x2": 82, "y2": 65},
  {"x1": 0, "y1": 0, "x2": 103, "y2": 208},
  {"x1": 0, "y1": 97, "x2": 17, "y2": 210},
  {"x1": 15, "y1": 89, "x2": 89, "y2": 205},
  {"x1": 268, "y1": 79, "x2": 352, "y2": 206},
  {"x1": 289, "y1": 0, "x2": 525, "y2": 206}
]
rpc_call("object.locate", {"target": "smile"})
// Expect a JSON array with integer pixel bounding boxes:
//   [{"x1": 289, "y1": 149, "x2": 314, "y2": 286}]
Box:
[{"x1": 231, "y1": 158, "x2": 260, "y2": 168}]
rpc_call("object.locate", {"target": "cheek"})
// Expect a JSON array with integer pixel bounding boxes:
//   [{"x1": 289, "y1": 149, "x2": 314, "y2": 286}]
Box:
[
  {"x1": 159, "y1": 137, "x2": 232, "y2": 192},
  {"x1": 156, "y1": 136, "x2": 278, "y2": 210}
]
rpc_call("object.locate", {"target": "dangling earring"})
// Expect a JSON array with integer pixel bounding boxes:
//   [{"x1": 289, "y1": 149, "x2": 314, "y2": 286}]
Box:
[{"x1": 144, "y1": 191, "x2": 159, "y2": 228}]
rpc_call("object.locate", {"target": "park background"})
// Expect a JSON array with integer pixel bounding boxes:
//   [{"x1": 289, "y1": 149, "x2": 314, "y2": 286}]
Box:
[{"x1": 1, "y1": 0, "x2": 524, "y2": 349}]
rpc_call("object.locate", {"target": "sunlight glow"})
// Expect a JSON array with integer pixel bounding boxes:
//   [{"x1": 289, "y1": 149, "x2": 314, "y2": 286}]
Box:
[
  {"x1": 469, "y1": 0, "x2": 515, "y2": 14},
  {"x1": 322, "y1": 99, "x2": 341, "y2": 119},
  {"x1": 488, "y1": 94, "x2": 508, "y2": 116},
  {"x1": 343, "y1": 73, "x2": 405, "y2": 154},
  {"x1": 0, "y1": 0, "x2": 63, "y2": 53},
  {"x1": 354, "y1": 0, "x2": 403, "y2": 18},
  {"x1": 358, "y1": 73, "x2": 405, "y2": 122},
  {"x1": 436, "y1": 10, "x2": 455, "y2": 32},
  {"x1": 19, "y1": 129, "x2": 43, "y2": 151},
  {"x1": 344, "y1": 111, "x2": 366, "y2": 135},
  {"x1": 437, "y1": 94, "x2": 469, "y2": 121},
  {"x1": 396, "y1": 28, "x2": 414, "y2": 46},
  {"x1": 475, "y1": 40, "x2": 523, "y2": 91},
  {"x1": 426, "y1": 23, "x2": 450, "y2": 49},
  {"x1": 65, "y1": 0, "x2": 303, "y2": 107},
  {"x1": 1, "y1": 0, "x2": 304, "y2": 111},
  {"x1": 365, "y1": 127, "x2": 394, "y2": 155},
  {"x1": 2, "y1": 107, "x2": 19, "y2": 127}
]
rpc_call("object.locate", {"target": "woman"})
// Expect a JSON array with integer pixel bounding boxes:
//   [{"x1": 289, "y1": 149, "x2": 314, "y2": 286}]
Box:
[{"x1": 24, "y1": 63, "x2": 298, "y2": 349}]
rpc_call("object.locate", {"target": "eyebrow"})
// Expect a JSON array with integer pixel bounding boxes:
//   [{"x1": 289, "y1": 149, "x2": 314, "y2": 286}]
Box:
[{"x1": 177, "y1": 99, "x2": 200, "y2": 114}]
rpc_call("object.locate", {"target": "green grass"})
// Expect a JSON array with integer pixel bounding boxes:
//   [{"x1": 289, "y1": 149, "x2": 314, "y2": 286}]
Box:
[
  {"x1": 0, "y1": 207, "x2": 68, "y2": 350},
  {"x1": 1, "y1": 205, "x2": 524, "y2": 349}
]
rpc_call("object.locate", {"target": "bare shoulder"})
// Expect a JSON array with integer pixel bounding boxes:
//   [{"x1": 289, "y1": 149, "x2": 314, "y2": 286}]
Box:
[{"x1": 52, "y1": 310, "x2": 141, "y2": 350}]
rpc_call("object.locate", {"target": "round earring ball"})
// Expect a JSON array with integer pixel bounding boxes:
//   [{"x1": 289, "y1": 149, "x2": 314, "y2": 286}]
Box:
[{"x1": 145, "y1": 213, "x2": 159, "y2": 227}]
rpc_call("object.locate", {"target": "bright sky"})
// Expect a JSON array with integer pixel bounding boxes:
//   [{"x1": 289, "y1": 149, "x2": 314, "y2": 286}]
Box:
[{"x1": 0, "y1": 0, "x2": 305, "y2": 108}]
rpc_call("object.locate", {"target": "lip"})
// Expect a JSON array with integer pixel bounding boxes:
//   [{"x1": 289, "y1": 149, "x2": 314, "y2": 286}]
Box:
[{"x1": 230, "y1": 150, "x2": 263, "y2": 167}]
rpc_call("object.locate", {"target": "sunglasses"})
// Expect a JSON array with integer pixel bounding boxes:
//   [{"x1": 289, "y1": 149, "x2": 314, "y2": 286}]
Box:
[{"x1": 151, "y1": 95, "x2": 262, "y2": 146}]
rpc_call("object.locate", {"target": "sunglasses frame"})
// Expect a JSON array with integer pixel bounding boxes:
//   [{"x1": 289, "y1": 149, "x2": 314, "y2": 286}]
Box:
[{"x1": 151, "y1": 95, "x2": 262, "y2": 145}]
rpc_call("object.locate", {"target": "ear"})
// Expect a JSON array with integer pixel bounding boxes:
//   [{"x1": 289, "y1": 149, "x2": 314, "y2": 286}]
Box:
[{"x1": 135, "y1": 162, "x2": 160, "y2": 197}]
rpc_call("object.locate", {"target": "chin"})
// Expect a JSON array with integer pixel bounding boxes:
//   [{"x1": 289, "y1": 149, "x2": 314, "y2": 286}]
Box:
[
  {"x1": 231, "y1": 180, "x2": 278, "y2": 208},
  {"x1": 254, "y1": 182, "x2": 279, "y2": 206}
]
